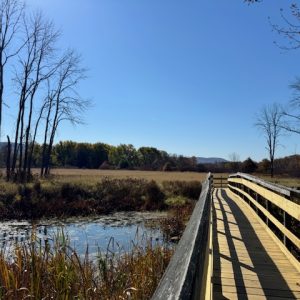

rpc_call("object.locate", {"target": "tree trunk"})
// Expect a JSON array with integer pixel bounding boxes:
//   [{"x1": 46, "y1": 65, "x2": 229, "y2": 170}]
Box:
[
  {"x1": 18, "y1": 97, "x2": 25, "y2": 180},
  {"x1": 44, "y1": 122, "x2": 57, "y2": 176},
  {"x1": 11, "y1": 104, "x2": 22, "y2": 175},
  {"x1": 270, "y1": 158, "x2": 274, "y2": 178},
  {"x1": 0, "y1": 63, "x2": 4, "y2": 142},
  {"x1": 24, "y1": 54, "x2": 43, "y2": 180},
  {"x1": 23, "y1": 93, "x2": 34, "y2": 180},
  {"x1": 11, "y1": 81, "x2": 27, "y2": 175},
  {"x1": 41, "y1": 103, "x2": 52, "y2": 177},
  {"x1": 6, "y1": 135, "x2": 11, "y2": 181},
  {"x1": 28, "y1": 105, "x2": 44, "y2": 178}
]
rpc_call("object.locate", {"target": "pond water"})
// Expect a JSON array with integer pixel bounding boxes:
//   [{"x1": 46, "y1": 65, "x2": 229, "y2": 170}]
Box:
[{"x1": 0, "y1": 211, "x2": 168, "y2": 259}]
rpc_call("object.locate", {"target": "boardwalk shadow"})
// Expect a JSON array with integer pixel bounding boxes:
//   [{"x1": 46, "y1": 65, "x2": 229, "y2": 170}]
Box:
[{"x1": 212, "y1": 188, "x2": 298, "y2": 299}]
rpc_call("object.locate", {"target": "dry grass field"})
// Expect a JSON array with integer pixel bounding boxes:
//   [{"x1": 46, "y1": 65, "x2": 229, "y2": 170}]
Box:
[
  {"x1": 257, "y1": 175, "x2": 300, "y2": 188},
  {"x1": 213, "y1": 172, "x2": 300, "y2": 189},
  {"x1": 32, "y1": 169, "x2": 208, "y2": 184},
  {"x1": 4, "y1": 168, "x2": 300, "y2": 188}
]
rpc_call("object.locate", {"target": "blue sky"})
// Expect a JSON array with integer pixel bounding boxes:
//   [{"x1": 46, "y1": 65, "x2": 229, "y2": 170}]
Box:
[{"x1": 7, "y1": 0, "x2": 300, "y2": 161}]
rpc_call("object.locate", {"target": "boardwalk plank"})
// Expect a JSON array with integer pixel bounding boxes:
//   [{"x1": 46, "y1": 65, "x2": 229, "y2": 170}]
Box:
[
  {"x1": 212, "y1": 188, "x2": 300, "y2": 300},
  {"x1": 214, "y1": 291, "x2": 299, "y2": 300},
  {"x1": 212, "y1": 277, "x2": 300, "y2": 291}
]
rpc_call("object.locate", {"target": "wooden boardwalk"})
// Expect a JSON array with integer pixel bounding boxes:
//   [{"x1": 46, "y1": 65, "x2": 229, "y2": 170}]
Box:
[{"x1": 212, "y1": 188, "x2": 300, "y2": 300}]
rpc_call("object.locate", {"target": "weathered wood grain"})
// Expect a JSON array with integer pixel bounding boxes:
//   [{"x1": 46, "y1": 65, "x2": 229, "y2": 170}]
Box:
[{"x1": 151, "y1": 173, "x2": 213, "y2": 300}]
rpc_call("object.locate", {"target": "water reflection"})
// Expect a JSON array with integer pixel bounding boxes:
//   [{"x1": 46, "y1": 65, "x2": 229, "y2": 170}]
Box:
[{"x1": 0, "y1": 211, "x2": 167, "y2": 258}]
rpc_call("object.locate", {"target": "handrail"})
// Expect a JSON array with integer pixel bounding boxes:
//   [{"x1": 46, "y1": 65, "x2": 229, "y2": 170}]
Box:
[
  {"x1": 228, "y1": 172, "x2": 300, "y2": 197},
  {"x1": 151, "y1": 173, "x2": 213, "y2": 300},
  {"x1": 228, "y1": 172, "x2": 300, "y2": 262}
]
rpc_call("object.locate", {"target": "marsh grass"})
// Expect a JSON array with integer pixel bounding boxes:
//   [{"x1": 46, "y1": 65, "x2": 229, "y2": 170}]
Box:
[
  {"x1": 37, "y1": 169, "x2": 207, "y2": 184},
  {"x1": 160, "y1": 197, "x2": 195, "y2": 241},
  {"x1": 0, "y1": 177, "x2": 201, "y2": 219},
  {"x1": 0, "y1": 170, "x2": 198, "y2": 298},
  {"x1": 0, "y1": 229, "x2": 173, "y2": 300},
  {"x1": 256, "y1": 174, "x2": 300, "y2": 188}
]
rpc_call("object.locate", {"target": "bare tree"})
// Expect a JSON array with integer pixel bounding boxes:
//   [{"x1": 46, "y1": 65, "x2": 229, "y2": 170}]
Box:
[
  {"x1": 0, "y1": 1, "x2": 89, "y2": 182},
  {"x1": 244, "y1": 1, "x2": 300, "y2": 170},
  {"x1": 10, "y1": 12, "x2": 59, "y2": 181},
  {"x1": 41, "y1": 50, "x2": 89, "y2": 176},
  {"x1": 228, "y1": 152, "x2": 240, "y2": 163},
  {"x1": 255, "y1": 103, "x2": 283, "y2": 177},
  {"x1": 0, "y1": 0, "x2": 24, "y2": 139},
  {"x1": 22, "y1": 14, "x2": 59, "y2": 179},
  {"x1": 228, "y1": 152, "x2": 240, "y2": 172}
]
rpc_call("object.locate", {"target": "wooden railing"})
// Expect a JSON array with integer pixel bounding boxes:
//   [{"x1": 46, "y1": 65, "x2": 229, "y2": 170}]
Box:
[
  {"x1": 212, "y1": 175, "x2": 227, "y2": 188},
  {"x1": 151, "y1": 173, "x2": 213, "y2": 300},
  {"x1": 228, "y1": 173, "x2": 300, "y2": 262},
  {"x1": 151, "y1": 173, "x2": 300, "y2": 299}
]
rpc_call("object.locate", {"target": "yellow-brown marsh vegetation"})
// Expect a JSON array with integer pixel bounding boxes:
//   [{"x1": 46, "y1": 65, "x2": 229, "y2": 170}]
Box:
[
  {"x1": 33, "y1": 169, "x2": 208, "y2": 184},
  {"x1": 0, "y1": 231, "x2": 173, "y2": 299}
]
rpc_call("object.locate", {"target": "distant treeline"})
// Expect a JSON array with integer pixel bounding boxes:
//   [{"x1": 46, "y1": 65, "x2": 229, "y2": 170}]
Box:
[
  {"x1": 0, "y1": 141, "x2": 199, "y2": 172},
  {"x1": 1, "y1": 141, "x2": 299, "y2": 176},
  {"x1": 201, "y1": 156, "x2": 300, "y2": 177}
]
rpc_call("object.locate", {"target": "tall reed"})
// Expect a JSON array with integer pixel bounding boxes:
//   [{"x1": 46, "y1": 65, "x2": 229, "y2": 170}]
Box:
[{"x1": 0, "y1": 230, "x2": 173, "y2": 299}]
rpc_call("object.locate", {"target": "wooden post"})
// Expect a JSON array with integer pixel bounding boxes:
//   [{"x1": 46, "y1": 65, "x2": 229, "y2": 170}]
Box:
[
  {"x1": 247, "y1": 187, "x2": 251, "y2": 206},
  {"x1": 283, "y1": 211, "x2": 286, "y2": 246},
  {"x1": 255, "y1": 192, "x2": 259, "y2": 214},
  {"x1": 266, "y1": 199, "x2": 269, "y2": 226}
]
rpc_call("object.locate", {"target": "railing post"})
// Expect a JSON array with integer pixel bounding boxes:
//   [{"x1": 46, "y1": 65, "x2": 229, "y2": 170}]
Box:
[
  {"x1": 283, "y1": 211, "x2": 286, "y2": 246},
  {"x1": 266, "y1": 199, "x2": 269, "y2": 226},
  {"x1": 255, "y1": 192, "x2": 259, "y2": 214},
  {"x1": 247, "y1": 187, "x2": 251, "y2": 206},
  {"x1": 227, "y1": 172, "x2": 300, "y2": 264}
]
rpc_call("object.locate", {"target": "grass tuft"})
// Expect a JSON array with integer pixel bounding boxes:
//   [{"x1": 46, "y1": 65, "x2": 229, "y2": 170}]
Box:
[{"x1": 0, "y1": 230, "x2": 173, "y2": 299}]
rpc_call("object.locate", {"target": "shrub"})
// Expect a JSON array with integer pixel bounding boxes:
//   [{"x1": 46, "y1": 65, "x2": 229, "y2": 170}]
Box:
[
  {"x1": 33, "y1": 181, "x2": 41, "y2": 194},
  {"x1": 159, "y1": 202, "x2": 195, "y2": 242},
  {"x1": 165, "y1": 196, "x2": 189, "y2": 207},
  {"x1": 94, "y1": 178, "x2": 148, "y2": 211},
  {"x1": 60, "y1": 183, "x2": 88, "y2": 202},
  {"x1": 162, "y1": 180, "x2": 201, "y2": 199},
  {"x1": 0, "y1": 177, "x2": 200, "y2": 219},
  {"x1": 144, "y1": 180, "x2": 166, "y2": 210}
]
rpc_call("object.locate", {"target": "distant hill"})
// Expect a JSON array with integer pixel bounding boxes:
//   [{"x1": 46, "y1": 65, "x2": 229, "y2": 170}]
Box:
[
  {"x1": 197, "y1": 157, "x2": 228, "y2": 164},
  {"x1": 0, "y1": 142, "x2": 16, "y2": 149},
  {"x1": 0, "y1": 142, "x2": 9, "y2": 150}
]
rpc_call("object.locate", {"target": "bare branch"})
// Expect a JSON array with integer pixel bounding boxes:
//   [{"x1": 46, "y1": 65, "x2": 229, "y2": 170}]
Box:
[
  {"x1": 0, "y1": 0, "x2": 25, "y2": 138},
  {"x1": 41, "y1": 50, "x2": 89, "y2": 176},
  {"x1": 269, "y1": 4, "x2": 300, "y2": 50}
]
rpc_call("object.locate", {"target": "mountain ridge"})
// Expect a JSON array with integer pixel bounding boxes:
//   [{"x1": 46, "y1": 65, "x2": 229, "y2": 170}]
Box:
[{"x1": 196, "y1": 157, "x2": 228, "y2": 164}]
